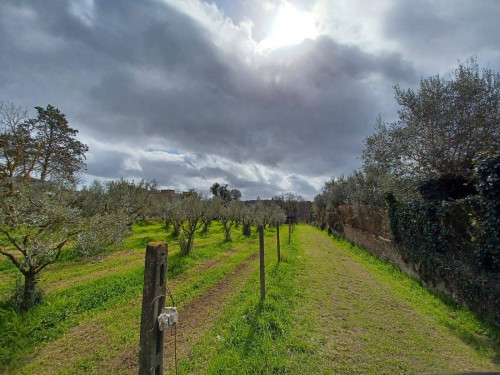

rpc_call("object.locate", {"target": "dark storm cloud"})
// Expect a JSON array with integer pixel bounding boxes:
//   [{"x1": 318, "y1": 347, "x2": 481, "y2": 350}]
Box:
[
  {"x1": 4, "y1": 0, "x2": 495, "y2": 199},
  {"x1": 384, "y1": 0, "x2": 500, "y2": 68},
  {"x1": 87, "y1": 31, "x2": 416, "y2": 176}
]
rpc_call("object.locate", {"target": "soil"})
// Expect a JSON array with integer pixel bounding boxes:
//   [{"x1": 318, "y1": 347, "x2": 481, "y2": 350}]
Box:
[{"x1": 113, "y1": 252, "x2": 259, "y2": 374}]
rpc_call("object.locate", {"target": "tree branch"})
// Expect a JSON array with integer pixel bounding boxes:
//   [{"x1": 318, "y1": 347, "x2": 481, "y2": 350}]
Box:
[
  {"x1": 0, "y1": 247, "x2": 26, "y2": 274},
  {"x1": 0, "y1": 228, "x2": 27, "y2": 257}
]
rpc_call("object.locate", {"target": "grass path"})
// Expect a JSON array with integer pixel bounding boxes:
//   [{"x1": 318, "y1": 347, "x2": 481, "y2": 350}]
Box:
[
  {"x1": 289, "y1": 225, "x2": 499, "y2": 374},
  {"x1": 7, "y1": 224, "x2": 265, "y2": 375},
  {"x1": 3, "y1": 223, "x2": 499, "y2": 374}
]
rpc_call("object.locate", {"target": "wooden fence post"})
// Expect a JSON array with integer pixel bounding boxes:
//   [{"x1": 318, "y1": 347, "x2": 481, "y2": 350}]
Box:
[
  {"x1": 139, "y1": 242, "x2": 168, "y2": 375},
  {"x1": 258, "y1": 224, "x2": 265, "y2": 301},
  {"x1": 276, "y1": 222, "x2": 281, "y2": 262}
]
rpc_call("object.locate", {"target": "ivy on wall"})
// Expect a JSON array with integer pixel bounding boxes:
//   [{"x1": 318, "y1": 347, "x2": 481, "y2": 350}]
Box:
[{"x1": 386, "y1": 151, "x2": 500, "y2": 326}]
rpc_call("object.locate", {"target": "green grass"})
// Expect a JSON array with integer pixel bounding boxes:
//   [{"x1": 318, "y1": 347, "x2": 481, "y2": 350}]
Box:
[
  {"x1": 325, "y1": 230, "x2": 500, "y2": 350},
  {"x1": 11, "y1": 224, "x2": 278, "y2": 375},
  {"x1": 0, "y1": 221, "x2": 254, "y2": 371},
  {"x1": 291, "y1": 226, "x2": 499, "y2": 373},
  {"x1": 3, "y1": 222, "x2": 498, "y2": 374},
  {"x1": 178, "y1": 227, "x2": 300, "y2": 374},
  {"x1": 181, "y1": 225, "x2": 499, "y2": 374}
]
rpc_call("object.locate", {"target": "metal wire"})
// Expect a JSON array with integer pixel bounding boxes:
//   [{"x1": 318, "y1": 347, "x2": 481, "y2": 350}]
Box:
[{"x1": 165, "y1": 282, "x2": 178, "y2": 375}]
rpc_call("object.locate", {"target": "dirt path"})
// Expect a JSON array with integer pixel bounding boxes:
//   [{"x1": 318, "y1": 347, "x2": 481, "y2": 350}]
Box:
[
  {"x1": 291, "y1": 226, "x2": 499, "y2": 374},
  {"x1": 110, "y1": 252, "x2": 259, "y2": 375},
  {"x1": 13, "y1": 250, "x2": 258, "y2": 375}
]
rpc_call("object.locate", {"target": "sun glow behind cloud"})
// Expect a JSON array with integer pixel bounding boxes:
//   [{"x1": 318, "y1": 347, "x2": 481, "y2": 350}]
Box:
[{"x1": 259, "y1": 2, "x2": 319, "y2": 51}]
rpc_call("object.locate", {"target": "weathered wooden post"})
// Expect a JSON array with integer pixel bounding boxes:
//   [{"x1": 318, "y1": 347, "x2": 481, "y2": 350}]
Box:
[
  {"x1": 258, "y1": 224, "x2": 265, "y2": 301},
  {"x1": 276, "y1": 221, "x2": 281, "y2": 262},
  {"x1": 139, "y1": 242, "x2": 168, "y2": 375}
]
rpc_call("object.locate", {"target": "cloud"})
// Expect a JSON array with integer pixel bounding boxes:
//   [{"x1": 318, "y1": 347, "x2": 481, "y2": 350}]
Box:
[
  {"x1": 1, "y1": 0, "x2": 498, "y2": 199},
  {"x1": 383, "y1": 0, "x2": 500, "y2": 72}
]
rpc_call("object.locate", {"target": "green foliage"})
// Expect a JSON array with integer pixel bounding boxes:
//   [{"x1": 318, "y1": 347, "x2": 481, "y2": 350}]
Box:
[
  {"x1": 360, "y1": 58, "x2": 500, "y2": 203},
  {"x1": 0, "y1": 179, "x2": 145, "y2": 308},
  {"x1": 385, "y1": 155, "x2": 500, "y2": 326},
  {"x1": 31, "y1": 105, "x2": 88, "y2": 183},
  {"x1": 8, "y1": 275, "x2": 44, "y2": 312},
  {"x1": 0, "y1": 103, "x2": 149, "y2": 309},
  {"x1": 0, "y1": 102, "x2": 87, "y2": 184},
  {"x1": 0, "y1": 221, "x2": 245, "y2": 369},
  {"x1": 210, "y1": 182, "x2": 241, "y2": 203},
  {"x1": 364, "y1": 58, "x2": 500, "y2": 184},
  {"x1": 474, "y1": 150, "x2": 500, "y2": 271},
  {"x1": 184, "y1": 226, "x2": 298, "y2": 374}
]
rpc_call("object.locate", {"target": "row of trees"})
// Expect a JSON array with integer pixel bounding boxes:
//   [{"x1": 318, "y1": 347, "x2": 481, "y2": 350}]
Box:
[
  {"x1": 311, "y1": 57, "x2": 500, "y2": 324},
  {"x1": 161, "y1": 192, "x2": 286, "y2": 253},
  {"x1": 313, "y1": 57, "x2": 500, "y2": 229},
  {"x1": 0, "y1": 100, "x2": 287, "y2": 309},
  {"x1": 271, "y1": 192, "x2": 312, "y2": 223},
  {"x1": 0, "y1": 101, "x2": 291, "y2": 311}
]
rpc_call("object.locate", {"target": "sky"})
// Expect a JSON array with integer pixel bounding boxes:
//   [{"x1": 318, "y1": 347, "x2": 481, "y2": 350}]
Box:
[{"x1": 1, "y1": 0, "x2": 499, "y2": 200}]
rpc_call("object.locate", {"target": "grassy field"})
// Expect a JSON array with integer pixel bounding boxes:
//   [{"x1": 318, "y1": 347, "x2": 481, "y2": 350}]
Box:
[{"x1": 0, "y1": 222, "x2": 498, "y2": 374}]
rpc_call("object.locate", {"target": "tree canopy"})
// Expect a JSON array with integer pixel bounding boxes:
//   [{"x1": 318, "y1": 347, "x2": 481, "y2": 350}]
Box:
[
  {"x1": 210, "y1": 182, "x2": 241, "y2": 203},
  {"x1": 363, "y1": 57, "x2": 500, "y2": 189},
  {"x1": 0, "y1": 102, "x2": 88, "y2": 184},
  {"x1": 0, "y1": 102, "x2": 152, "y2": 309}
]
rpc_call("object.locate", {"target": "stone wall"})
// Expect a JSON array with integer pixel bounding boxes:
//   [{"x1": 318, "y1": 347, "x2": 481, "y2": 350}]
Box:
[
  {"x1": 343, "y1": 224, "x2": 420, "y2": 280},
  {"x1": 342, "y1": 219, "x2": 498, "y2": 327}
]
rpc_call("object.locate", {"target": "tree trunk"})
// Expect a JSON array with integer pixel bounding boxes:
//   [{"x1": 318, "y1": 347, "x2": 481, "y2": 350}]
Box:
[
  {"x1": 202, "y1": 221, "x2": 210, "y2": 232},
  {"x1": 224, "y1": 226, "x2": 232, "y2": 242},
  {"x1": 23, "y1": 271, "x2": 37, "y2": 308},
  {"x1": 186, "y1": 235, "x2": 193, "y2": 253},
  {"x1": 172, "y1": 222, "x2": 180, "y2": 237}
]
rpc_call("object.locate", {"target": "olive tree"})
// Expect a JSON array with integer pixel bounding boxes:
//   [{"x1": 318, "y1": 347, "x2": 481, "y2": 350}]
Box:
[
  {"x1": 268, "y1": 204, "x2": 287, "y2": 227},
  {"x1": 163, "y1": 193, "x2": 209, "y2": 254},
  {"x1": 240, "y1": 204, "x2": 257, "y2": 237},
  {"x1": 164, "y1": 199, "x2": 184, "y2": 237},
  {"x1": 76, "y1": 179, "x2": 157, "y2": 258},
  {"x1": 240, "y1": 201, "x2": 271, "y2": 237},
  {"x1": 363, "y1": 58, "x2": 500, "y2": 196},
  {"x1": 218, "y1": 199, "x2": 240, "y2": 242},
  {"x1": 81, "y1": 179, "x2": 158, "y2": 226},
  {"x1": 201, "y1": 197, "x2": 220, "y2": 232},
  {"x1": 0, "y1": 182, "x2": 79, "y2": 307},
  {"x1": 179, "y1": 194, "x2": 210, "y2": 253},
  {"x1": 0, "y1": 102, "x2": 132, "y2": 309}
]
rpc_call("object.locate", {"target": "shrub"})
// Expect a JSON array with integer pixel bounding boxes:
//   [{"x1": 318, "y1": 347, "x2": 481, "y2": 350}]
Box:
[
  {"x1": 385, "y1": 153, "x2": 500, "y2": 326},
  {"x1": 9, "y1": 275, "x2": 44, "y2": 312}
]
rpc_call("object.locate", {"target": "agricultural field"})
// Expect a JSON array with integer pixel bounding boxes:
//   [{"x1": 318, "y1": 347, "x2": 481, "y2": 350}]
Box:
[{"x1": 0, "y1": 222, "x2": 499, "y2": 374}]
